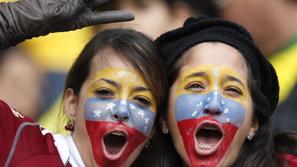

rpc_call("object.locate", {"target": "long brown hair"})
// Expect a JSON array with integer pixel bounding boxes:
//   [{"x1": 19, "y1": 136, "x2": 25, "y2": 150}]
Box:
[{"x1": 64, "y1": 29, "x2": 167, "y2": 107}]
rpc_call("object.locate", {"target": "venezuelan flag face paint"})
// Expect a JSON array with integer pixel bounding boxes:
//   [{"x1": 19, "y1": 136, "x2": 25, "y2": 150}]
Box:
[
  {"x1": 84, "y1": 68, "x2": 156, "y2": 167},
  {"x1": 170, "y1": 64, "x2": 253, "y2": 167}
]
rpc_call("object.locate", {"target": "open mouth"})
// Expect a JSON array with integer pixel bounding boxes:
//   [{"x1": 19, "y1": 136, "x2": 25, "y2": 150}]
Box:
[
  {"x1": 194, "y1": 120, "x2": 224, "y2": 156},
  {"x1": 102, "y1": 130, "x2": 128, "y2": 160}
]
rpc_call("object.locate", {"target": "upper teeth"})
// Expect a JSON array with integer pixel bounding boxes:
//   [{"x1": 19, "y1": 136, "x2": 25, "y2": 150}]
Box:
[
  {"x1": 111, "y1": 132, "x2": 125, "y2": 136},
  {"x1": 203, "y1": 126, "x2": 217, "y2": 130}
]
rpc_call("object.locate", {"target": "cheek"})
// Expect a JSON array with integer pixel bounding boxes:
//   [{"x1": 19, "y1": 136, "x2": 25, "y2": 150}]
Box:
[
  {"x1": 167, "y1": 94, "x2": 179, "y2": 141},
  {"x1": 167, "y1": 94, "x2": 190, "y2": 164},
  {"x1": 237, "y1": 100, "x2": 254, "y2": 136},
  {"x1": 75, "y1": 98, "x2": 89, "y2": 133},
  {"x1": 231, "y1": 99, "x2": 254, "y2": 142},
  {"x1": 221, "y1": 104, "x2": 254, "y2": 165}
]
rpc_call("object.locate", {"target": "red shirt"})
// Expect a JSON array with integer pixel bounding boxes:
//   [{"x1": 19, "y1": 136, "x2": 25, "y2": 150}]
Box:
[{"x1": 0, "y1": 100, "x2": 70, "y2": 167}]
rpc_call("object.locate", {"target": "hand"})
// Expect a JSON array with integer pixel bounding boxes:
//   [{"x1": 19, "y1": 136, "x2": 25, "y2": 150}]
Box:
[{"x1": 0, "y1": 0, "x2": 134, "y2": 50}]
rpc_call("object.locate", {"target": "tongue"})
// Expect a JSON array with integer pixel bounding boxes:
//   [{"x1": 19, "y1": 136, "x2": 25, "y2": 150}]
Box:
[
  {"x1": 104, "y1": 134, "x2": 126, "y2": 155},
  {"x1": 196, "y1": 129, "x2": 222, "y2": 145}
]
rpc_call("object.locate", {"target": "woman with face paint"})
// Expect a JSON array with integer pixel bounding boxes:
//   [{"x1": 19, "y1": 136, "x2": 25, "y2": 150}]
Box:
[
  {"x1": 1, "y1": 29, "x2": 169, "y2": 167},
  {"x1": 62, "y1": 29, "x2": 168, "y2": 167},
  {"x1": 155, "y1": 16, "x2": 280, "y2": 167}
]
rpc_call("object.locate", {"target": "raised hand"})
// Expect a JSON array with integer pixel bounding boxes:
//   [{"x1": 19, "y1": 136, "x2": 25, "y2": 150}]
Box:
[{"x1": 0, "y1": 0, "x2": 134, "y2": 50}]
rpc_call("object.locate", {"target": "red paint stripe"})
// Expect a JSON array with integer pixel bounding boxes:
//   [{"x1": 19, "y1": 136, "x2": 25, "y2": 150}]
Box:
[
  {"x1": 85, "y1": 121, "x2": 146, "y2": 167},
  {"x1": 178, "y1": 117, "x2": 238, "y2": 167}
]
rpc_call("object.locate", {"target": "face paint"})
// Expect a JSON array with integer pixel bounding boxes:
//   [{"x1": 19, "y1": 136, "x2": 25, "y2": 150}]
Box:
[
  {"x1": 175, "y1": 91, "x2": 245, "y2": 166},
  {"x1": 85, "y1": 98, "x2": 155, "y2": 167},
  {"x1": 169, "y1": 45, "x2": 252, "y2": 166},
  {"x1": 83, "y1": 68, "x2": 156, "y2": 167}
]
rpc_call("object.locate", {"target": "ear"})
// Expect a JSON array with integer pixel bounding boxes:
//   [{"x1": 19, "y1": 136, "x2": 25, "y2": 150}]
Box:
[
  {"x1": 251, "y1": 118, "x2": 259, "y2": 131},
  {"x1": 64, "y1": 88, "x2": 79, "y2": 121}
]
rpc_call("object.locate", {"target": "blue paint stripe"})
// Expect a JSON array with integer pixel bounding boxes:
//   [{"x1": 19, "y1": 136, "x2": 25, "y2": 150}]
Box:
[
  {"x1": 84, "y1": 98, "x2": 155, "y2": 136},
  {"x1": 175, "y1": 92, "x2": 245, "y2": 127}
]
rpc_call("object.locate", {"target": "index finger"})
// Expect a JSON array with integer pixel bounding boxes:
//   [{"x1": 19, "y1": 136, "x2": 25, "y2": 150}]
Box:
[{"x1": 83, "y1": 10, "x2": 135, "y2": 25}]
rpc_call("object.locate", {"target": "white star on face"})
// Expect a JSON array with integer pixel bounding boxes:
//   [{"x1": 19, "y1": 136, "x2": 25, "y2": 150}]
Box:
[
  {"x1": 143, "y1": 126, "x2": 148, "y2": 133},
  {"x1": 120, "y1": 100, "x2": 127, "y2": 105},
  {"x1": 226, "y1": 118, "x2": 230, "y2": 122},
  {"x1": 129, "y1": 104, "x2": 136, "y2": 110},
  {"x1": 144, "y1": 117, "x2": 149, "y2": 124},
  {"x1": 221, "y1": 100, "x2": 225, "y2": 105},
  {"x1": 192, "y1": 110, "x2": 198, "y2": 117},
  {"x1": 137, "y1": 109, "x2": 145, "y2": 118},
  {"x1": 223, "y1": 108, "x2": 229, "y2": 114},
  {"x1": 196, "y1": 101, "x2": 203, "y2": 107},
  {"x1": 94, "y1": 109, "x2": 102, "y2": 118},
  {"x1": 106, "y1": 102, "x2": 116, "y2": 111}
]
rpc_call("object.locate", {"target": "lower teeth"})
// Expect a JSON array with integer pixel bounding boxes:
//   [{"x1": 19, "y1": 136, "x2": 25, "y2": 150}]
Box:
[{"x1": 199, "y1": 143, "x2": 212, "y2": 149}]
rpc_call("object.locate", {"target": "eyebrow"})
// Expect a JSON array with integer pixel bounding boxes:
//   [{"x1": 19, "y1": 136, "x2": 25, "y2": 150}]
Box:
[
  {"x1": 93, "y1": 79, "x2": 150, "y2": 92},
  {"x1": 185, "y1": 71, "x2": 207, "y2": 79},
  {"x1": 223, "y1": 75, "x2": 244, "y2": 87},
  {"x1": 95, "y1": 78, "x2": 119, "y2": 88},
  {"x1": 132, "y1": 86, "x2": 150, "y2": 93}
]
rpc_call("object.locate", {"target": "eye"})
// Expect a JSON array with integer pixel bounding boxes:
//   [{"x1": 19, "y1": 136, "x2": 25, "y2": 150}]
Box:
[
  {"x1": 133, "y1": 96, "x2": 151, "y2": 108},
  {"x1": 224, "y1": 87, "x2": 243, "y2": 96},
  {"x1": 94, "y1": 88, "x2": 114, "y2": 99},
  {"x1": 185, "y1": 82, "x2": 205, "y2": 92}
]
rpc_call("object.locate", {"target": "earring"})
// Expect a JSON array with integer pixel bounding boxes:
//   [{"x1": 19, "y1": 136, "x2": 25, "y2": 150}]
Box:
[
  {"x1": 162, "y1": 126, "x2": 169, "y2": 134},
  {"x1": 247, "y1": 130, "x2": 256, "y2": 140},
  {"x1": 145, "y1": 140, "x2": 151, "y2": 150},
  {"x1": 65, "y1": 120, "x2": 75, "y2": 131}
]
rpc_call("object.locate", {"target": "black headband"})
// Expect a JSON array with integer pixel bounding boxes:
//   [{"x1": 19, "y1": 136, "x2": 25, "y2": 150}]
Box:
[{"x1": 156, "y1": 16, "x2": 279, "y2": 115}]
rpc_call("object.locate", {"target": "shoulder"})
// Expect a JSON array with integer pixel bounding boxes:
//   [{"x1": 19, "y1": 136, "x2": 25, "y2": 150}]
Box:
[
  {"x1": 0, "y1": 100, "x2": 65, "y2": 166},
  {"x1": 0, "y1": 99, "x2": 33, "y2": 127}
]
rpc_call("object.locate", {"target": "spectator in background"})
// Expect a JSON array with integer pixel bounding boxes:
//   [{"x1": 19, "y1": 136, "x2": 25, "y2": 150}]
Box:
[
  {"x1": 192, "y1": 0, "x2": 297, "y2": 142},
  {"x1": 97, "y1": 0, "x2": 197, "y2": 39},
  {"x1": 0, "y1": 48, "x2": 43, "y2": 120}
]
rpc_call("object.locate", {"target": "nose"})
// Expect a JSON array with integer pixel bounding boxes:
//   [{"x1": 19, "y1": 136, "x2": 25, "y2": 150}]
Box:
[
  {"x1": 203, "y1": 92, "x2": 223, "y2": 116},
  {"x1": 111, "y1": 101, "x2": 129, "y2": 122}
]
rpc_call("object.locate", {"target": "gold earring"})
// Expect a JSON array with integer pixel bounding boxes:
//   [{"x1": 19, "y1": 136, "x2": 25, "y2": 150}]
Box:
[{"x1": 65, "y1": 120, "x2": 75, "y2": 131}]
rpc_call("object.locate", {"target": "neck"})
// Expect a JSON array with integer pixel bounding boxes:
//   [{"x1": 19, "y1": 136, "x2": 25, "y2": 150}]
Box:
[{"x1": 72, "y1": 130, "x2": 97, "y2": 167}]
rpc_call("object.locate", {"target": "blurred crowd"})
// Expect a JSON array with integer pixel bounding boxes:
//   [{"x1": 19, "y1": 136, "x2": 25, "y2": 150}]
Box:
[{"x1": 0, "y1": 0, "x2": 296, "y2": 140}]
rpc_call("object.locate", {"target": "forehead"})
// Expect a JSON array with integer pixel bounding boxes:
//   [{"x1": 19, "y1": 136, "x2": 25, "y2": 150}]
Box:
[
  {"x1": 88, "y1": 47, "x2": 145, "y2": 84},
  {"x1": 91, "y1": 47, "x2": 133, "y2": 72},
  {"x1": 181, "y1": 42, "x2": 248, "y2": 78}
]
